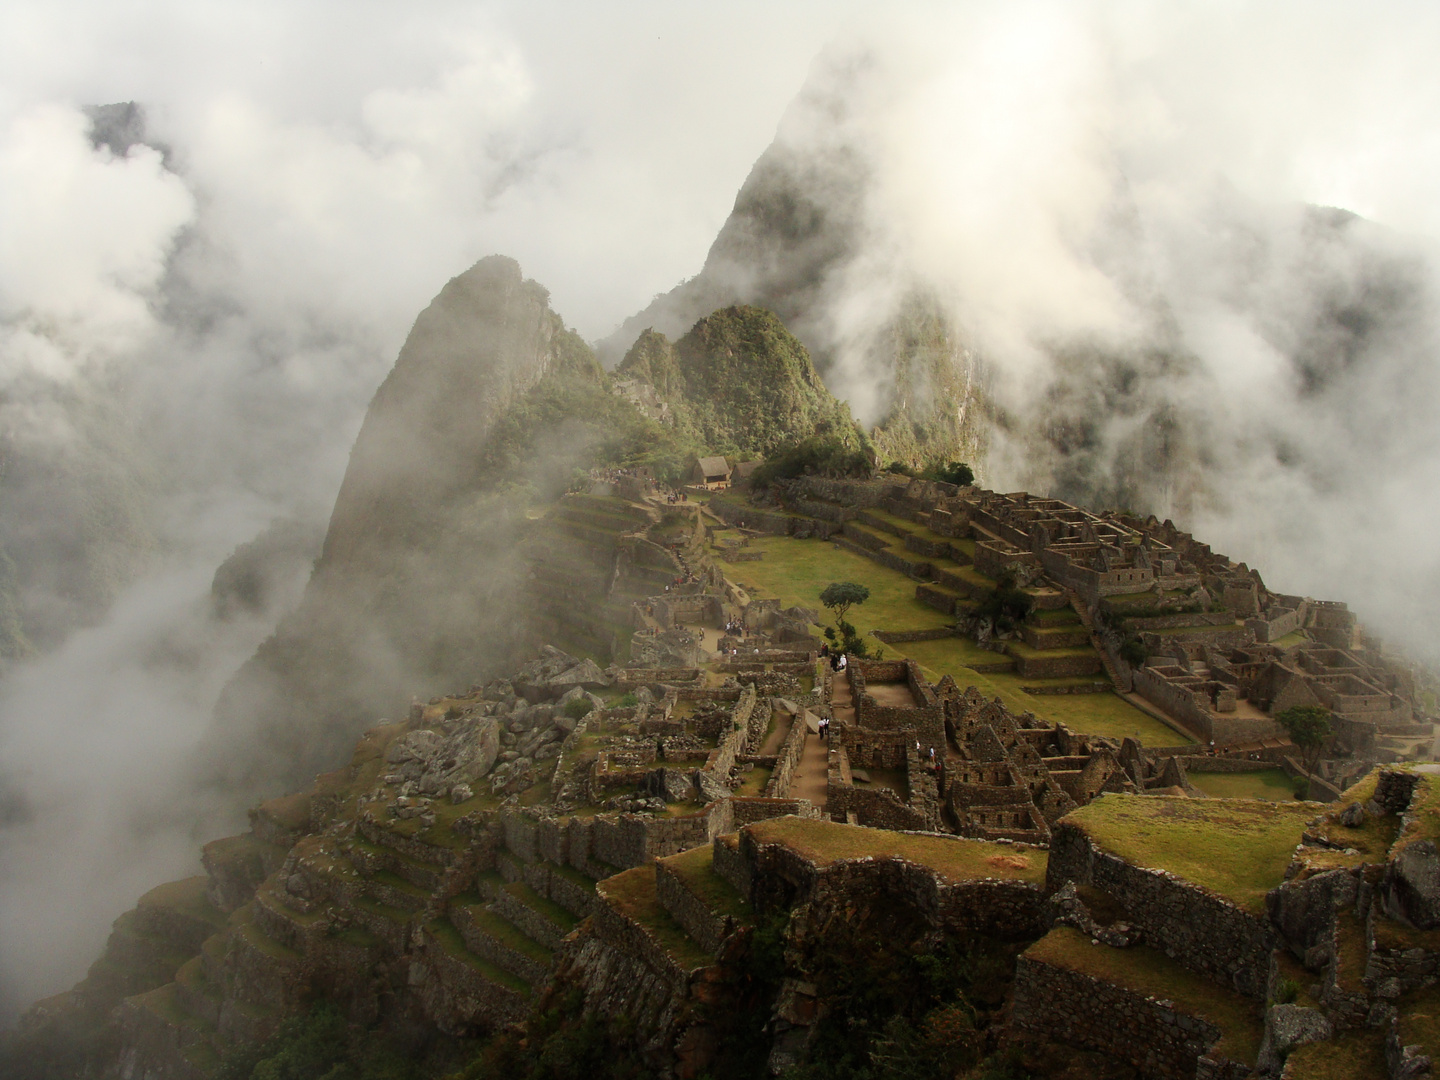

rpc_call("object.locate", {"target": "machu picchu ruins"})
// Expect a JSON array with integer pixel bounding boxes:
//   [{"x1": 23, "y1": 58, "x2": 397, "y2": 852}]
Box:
[{"x1": 12, "y1": 428, "x2": 1440, "y2": 1080}]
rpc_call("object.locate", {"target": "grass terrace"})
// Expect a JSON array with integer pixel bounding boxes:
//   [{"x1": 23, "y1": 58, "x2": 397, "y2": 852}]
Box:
[
  {"x1": 425, "y1": 918, "x2": 532, "y2": 996},
  {"x1": 1025, "y1": 926, "x2": 1263, "y2": 1065},
  {"x1": 1062, "y1": 795, "x2": 1318, "y2": 914},
  {"x1": 660, "y1": 845, "x2": 752, "y2": 924},
  {"x1": 1188, "y1": 769, "x2": 1298, "y2": 801},
  {"x1": 1282, "y1": 1027, "x2": 1387, "y2": 1079},
  {"x1": 897, "y1": 645, "x2": 1187, "y2": 744},
  {"x1": 596, "y1": 867, "x2": 712, "y2": 970},
  {"x1": 744, "y1": 817, "x2": 1047, "y2": 885}
]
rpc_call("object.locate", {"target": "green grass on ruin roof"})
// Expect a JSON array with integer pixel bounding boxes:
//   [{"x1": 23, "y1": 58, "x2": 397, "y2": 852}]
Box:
[
  {"x1": 1062, "y1": 794, "x2": 1317, "y2": 914},
  {"x1": 659, "y1": 845, "x2": 752, "y2": 924},
  {"x1": 1188, "y1": 769, "x2": 1297, "y2": 802},
  {"x1": 1283, "y1": 1026, "x2": 1388, "y2": 1080},
  {"x1": 744, "y1": 816, "x2": 1046, "y2": 886},
  {"x1": 596, "y1": 867, "x2": 713, "y2": 970},
  {"x1": 1026, "y1": 926, "x2": 1262, "y2": 1065}
]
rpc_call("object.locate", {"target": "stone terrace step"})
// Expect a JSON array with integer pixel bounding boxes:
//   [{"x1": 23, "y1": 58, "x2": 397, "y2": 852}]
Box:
[
  {"x1": 448, "y1": 898, "x2": 554, "y2": 987},
  {"x1": 348, "y1": 895, "x2": 412, "y2": 953},
  {"x1": 655, "y1": 845, "x2": 752, "y2": 954},
  {"x1": 348, "y1": 836, "x2": 448, "y2": 891},
  {"x1": 173, "y1": 956, "x2": 222, "y2": 1029},
  {"x1": 226, "y1": 905, "x2": 304, "y2": 1009},
  {"x1": 361, "y1": 869, "x2": 432, "y2": 914},
  {"x1": 491, "y1": 882, "x2": 579, "y2": 951},
  {"x1": 251, "y1": 878, "x2": 330, "y2": 952},
  {"x1": 422, "y1": 917, "x2": 533, "y2": 1004},
  {"x1": 526, "y1": 860, "x2": 598, "y2": 918},
  {"x1": 124, "y1": 982, "x2": 218, "y2": 1075}
]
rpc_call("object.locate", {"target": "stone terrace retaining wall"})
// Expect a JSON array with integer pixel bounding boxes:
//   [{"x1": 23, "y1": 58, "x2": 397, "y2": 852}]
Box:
[
  {"x1": 740, "y1": 829, "x2": 1047, "y2": 941},
  {"x1": 1047, "y1": 822, "x2": 1276, "y2": 998},
  {"x1": 1012, "y1": 953, "x2": 1248, "y2": 1080},
  {"x1": 655, "y1": 861, "x2": 735, "y2": 955}
]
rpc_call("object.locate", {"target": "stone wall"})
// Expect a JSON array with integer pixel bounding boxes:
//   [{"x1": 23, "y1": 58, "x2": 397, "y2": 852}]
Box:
[
  {"x1": 740, "y1": 829, "x2": 1046, "y2": 941},
  {"x1": 826, "y1": 781, "x2": 927, "y2": 831},
  {"x1": 765, "y1": 712, "x2": 810, "y2": 798},
  {"x1": 1047, "y1": 822, "x2": 1276, "y2": 998},
  {"x1": 1010, "y1": 648, "x2": 1103, "y2": 679},
  {"x1": 1011, "y1": 952, "x2": 1248, "y2": 1080}
]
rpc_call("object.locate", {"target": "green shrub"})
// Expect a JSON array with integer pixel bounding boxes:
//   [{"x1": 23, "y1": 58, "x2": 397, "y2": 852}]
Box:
[{"x1": 562, "y1": 698, "x2": 594, "y2": 721}]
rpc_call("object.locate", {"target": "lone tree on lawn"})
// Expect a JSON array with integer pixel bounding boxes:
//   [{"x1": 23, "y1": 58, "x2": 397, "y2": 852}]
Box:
[
  {"x1": 820, "y1": 582, "x2": 870, "y2": 627},
  {"x1": 819, "y1": 582, "x2": 876, "y2": 658},
  {"x1": 1275, "y1": 704, "x2": 1332, "y2": 777}
]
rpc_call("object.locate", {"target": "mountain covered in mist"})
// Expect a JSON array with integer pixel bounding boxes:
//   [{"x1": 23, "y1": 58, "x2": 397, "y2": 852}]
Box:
[{"x1": 205, "y1": 257, "x2": 866, "y2": 798}]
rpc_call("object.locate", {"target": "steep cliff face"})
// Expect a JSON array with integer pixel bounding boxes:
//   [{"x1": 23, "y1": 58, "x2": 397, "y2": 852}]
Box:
[{"x1": 207, "y1": 257, "x2": 575, "y2": 793}]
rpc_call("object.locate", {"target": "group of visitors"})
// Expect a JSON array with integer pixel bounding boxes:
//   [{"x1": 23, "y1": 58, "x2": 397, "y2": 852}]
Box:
[{"x1": 819, "y1": 644, "x2": 847, "y2": 672}]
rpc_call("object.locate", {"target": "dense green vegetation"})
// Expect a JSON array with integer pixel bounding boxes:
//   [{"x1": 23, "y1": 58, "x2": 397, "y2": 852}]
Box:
[
  {"x1": 1275, "y1": 705, "x2": 1333, "y2": 775},
  {"x1": 749, "y1": 433, "x2": 873, "y2": 486},
  {"x1": 216, "y1": 1003, "x2": 448, "y2": 1080},
  {"x1": 616, "y1": 306, "x2": 860, "y2": 460}
]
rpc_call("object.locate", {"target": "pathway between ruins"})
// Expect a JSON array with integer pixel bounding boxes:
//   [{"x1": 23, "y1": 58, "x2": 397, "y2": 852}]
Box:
[{"x1": 785, "y1": 671, "x2": 857, "y2": 810}]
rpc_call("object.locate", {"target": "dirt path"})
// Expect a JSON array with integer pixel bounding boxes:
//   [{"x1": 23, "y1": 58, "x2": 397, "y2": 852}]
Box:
[{"x1": 788, "y1": 730, "x2": 830, "y2": 808}]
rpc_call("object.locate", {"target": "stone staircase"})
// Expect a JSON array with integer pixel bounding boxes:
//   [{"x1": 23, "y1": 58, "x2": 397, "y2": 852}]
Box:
[{"x1": 1064, "y1": 586, "x2": 1127, "y2": 690}]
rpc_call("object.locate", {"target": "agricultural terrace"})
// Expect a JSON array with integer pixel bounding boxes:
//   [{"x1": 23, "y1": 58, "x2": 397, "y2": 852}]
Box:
[
  {"x1": 1061, "y1": 795, "x2": 1319, "y2": 914},
  {"x1": 716, "y1": 532, "x2": 1185, "y2": 745},
  {"x1": 745, "y1": 817, "x2": 1047, "y2": 886}
]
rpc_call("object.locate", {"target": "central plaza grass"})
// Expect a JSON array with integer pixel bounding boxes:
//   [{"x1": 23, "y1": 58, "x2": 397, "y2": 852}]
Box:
[
  {"x1": 745, "y1": 816, "x2": 1047, "y2": 885},
  {"x1": 718, "y1": 533, "x2": 1190, "y2": 745},
  {"x1": 1188, "y1": 769, "x2": 1298, "y2": 801},
  {"x1": 721, "y1": 535, "x2": 953, "y2": 632},
  {"x1": 1064, "y1": 794, "x2": 1317, "y2": 913}
]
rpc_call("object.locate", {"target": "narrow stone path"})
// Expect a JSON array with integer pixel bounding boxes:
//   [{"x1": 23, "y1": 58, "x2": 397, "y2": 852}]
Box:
[{"x1": 788, "y1": 729, "x2": 829, "y2": 809}]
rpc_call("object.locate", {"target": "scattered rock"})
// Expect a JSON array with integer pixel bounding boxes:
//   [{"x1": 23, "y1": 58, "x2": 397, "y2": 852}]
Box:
[
  {"x1": 1339, "y1": 801, "x2": 1366, "y2": 828},
  {"x1": 450, "y1": 784, "x2": 473, "y2": 804},
  {"x1": 696, "y1": 770, "x2": 731, "y2": 804},
  {"x1": 1258, "y1": 1003, "x2": 1331, "y2": 1074}
]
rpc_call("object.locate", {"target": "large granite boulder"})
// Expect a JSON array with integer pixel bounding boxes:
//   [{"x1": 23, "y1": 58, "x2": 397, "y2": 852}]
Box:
[{"x1": 385, "y1": 719, "x2": 501, "y2": 796}]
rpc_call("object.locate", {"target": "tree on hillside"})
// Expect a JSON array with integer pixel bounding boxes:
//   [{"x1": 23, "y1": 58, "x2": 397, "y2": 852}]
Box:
[
  {"x1": 1275, "y1": 705, "x2": 1332, "y2": 777},
  {"x1": 976, "y1": 572, "x2": 1032, "y2": 633}
]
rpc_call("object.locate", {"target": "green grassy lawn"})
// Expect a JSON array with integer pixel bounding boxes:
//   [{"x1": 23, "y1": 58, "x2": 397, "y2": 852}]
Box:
[
  {"x1": 734, "y1": 765, "x2": 773, "y2": 797},
  {"x1": 1025, "y1": 926, "x2": 1262, "y2": 1065},
  {"x1": 745, "y1": 817, "x2": 1047, "y2": 885},
  {"x1": 718, "y1": 531, "x2": 1187, "y2": 744},
  {"x1": 1188, "y1": 769, "x2": 1298, "y2": 801},
  {"x1": 892, "y1": 636, "x2": 1000, "y2": 669},
  {"x1": 722, "y1": 535, "x2": 953, "y2": 633},
  {"x1": 1064, "y1": 795, "x2": 1317, "y2": 914}
]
